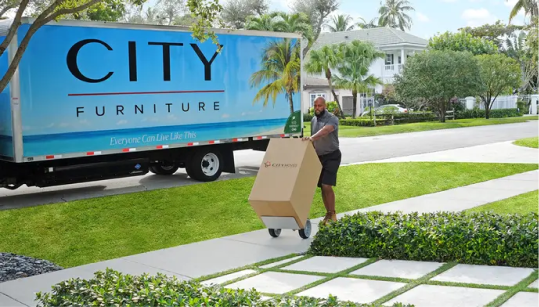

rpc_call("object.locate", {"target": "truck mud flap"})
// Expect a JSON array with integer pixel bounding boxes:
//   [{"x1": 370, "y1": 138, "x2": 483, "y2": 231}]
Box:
[{"x1": 35, "y1": 158, "x2": 149, "y2": 188}]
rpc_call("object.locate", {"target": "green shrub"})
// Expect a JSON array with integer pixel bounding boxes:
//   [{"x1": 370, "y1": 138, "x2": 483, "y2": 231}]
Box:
[
  {"x1": 456, "y1": 108, "x2": 522, "y2": 119},
  {"x1": 309, "y1": 211, "x2": 538, "y2": 268},
  {"x1": 340, "y1": 118, "x2": 392, "y2": 127},
  {"x1": 304, "y1": 113, "x2": 313, "y2": 122},
  {"x1": 517, "y1": 100, "x2": 530, "y2": 114},
  {"x1": 35, "y1": 268, "x2": 413, "y2": 307},
  {"x1": 377, "y1": 112, "x2": 438, "y2": 124}
]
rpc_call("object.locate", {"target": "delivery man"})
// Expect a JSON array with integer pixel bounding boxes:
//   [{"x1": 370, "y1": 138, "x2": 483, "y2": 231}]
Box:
[{"x1": 303, "y1": 97, "x2": 342, "y2": 225}]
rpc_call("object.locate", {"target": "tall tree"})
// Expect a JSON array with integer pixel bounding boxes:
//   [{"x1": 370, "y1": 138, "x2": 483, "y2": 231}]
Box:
[
  {"x1": 333, "y1": 40, "x2": 384, "y2": 118},
  {"x1": 428, "y1": 31, "x2": 498, "y2": 56},
  {"x1": 324, "y1": 14, "x2": 355, "y2": 32},
  {"x1": 249, "y1": 38, "x2": 301, "y2": 115},
  {"x1": 475, "y1": 54, "x2": 522, "y2": 119},
  {"x1": 377, "y1": 0, "x2": 415, "y2": 31},
  {"x1": 305, "y1": 44, "x2": 345, "y2": 118},
  {"x1": 507, "y1": 0, "x2": 538, "y2": 24},
  {"x1": 459, "y1": 20, "x2": 524, "y2": 52},
  {"x1": 290, "y1": 0, "x2": 339, "y2": 56},
  {"x1": 220, "y1": 0, "x2": 269, "y2": 29},
  {"x1": 394, "y1": 50, "x2": 483, "y2": 122}
]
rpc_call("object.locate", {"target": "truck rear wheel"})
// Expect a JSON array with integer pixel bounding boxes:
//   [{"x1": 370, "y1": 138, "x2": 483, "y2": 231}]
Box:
[
  {"x1": 149, "y1": 162, "x2": 179, "y2": 175},
  {"x1": 186, "y1": 148, "x2": 223, "y2": 182}
]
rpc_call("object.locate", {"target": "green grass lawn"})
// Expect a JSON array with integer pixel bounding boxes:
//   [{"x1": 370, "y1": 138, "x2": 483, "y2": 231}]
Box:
[
  {"x1": 466, "y1": 190, "x2": 539, "y2": 215},
  {"x1": 304, "y1": 116, "x2": 539, "y2": 137},
  {"x1": 513, "y1": 137, "x2": 539, "y2": 149},
  {"x1": 0, "y1": 162, "x2": 537, "y2": 268}
]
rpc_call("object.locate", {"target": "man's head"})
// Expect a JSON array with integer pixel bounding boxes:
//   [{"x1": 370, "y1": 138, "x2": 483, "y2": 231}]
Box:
[{"x1": 313, "y1": 97, "x2": 327, "y2": 116}]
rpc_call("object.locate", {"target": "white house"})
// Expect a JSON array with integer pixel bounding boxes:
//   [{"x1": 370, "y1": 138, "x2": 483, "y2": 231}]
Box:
[{"x1": 302, "y1": 27, "x2": 428, "y2": 116}]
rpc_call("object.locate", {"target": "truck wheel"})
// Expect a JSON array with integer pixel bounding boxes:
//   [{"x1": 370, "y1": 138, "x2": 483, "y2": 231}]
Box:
[
  {"x1": 186, "y1": 148, "x2": 223, "y2": 182},
  {"x1": 149, "y1": 162, "x2": 179, "y2": 175}
]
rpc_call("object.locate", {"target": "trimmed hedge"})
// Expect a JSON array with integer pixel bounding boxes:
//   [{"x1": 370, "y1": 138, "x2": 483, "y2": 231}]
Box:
[
  {"x1": 456, "y1": 108, "x2": 522, "y2": 119},
  {"x1": 378, "y1": 112, "x2": 438, "y2": 124},
  {"x1": 309, "y1": 211, "x2": 538, "y2": 268},
  {"x1": 340, "y1": 118, "x2": 392, "y2": 127},
  {"x1": 35, "y1": 269, "x2": 414, "y2": 307},
  {"x1": 340, "y1": 112, "x2": 438, "y2": 127}
]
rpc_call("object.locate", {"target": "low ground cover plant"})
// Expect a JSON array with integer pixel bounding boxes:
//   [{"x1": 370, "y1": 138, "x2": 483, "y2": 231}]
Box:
[
  {"x1": 309, "y1": 211, "x2": 538, "y2": 268},
  {"x1": 35, "y1": 269, "x2": 413, "y2": 307}
]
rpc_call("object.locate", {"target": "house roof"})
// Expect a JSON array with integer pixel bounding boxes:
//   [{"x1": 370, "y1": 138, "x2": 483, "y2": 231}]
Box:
[
  {"x1": 304, "y1": 76, "x2": 329, "y2": 88},
  {"x1": 310, "y1": 27, "x2": 428, "y2": 51}
]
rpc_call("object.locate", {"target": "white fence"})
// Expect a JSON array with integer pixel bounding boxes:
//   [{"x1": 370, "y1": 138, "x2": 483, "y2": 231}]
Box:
[{"x1": 461, "y1": 95, "x2": 518, "y2": 110}]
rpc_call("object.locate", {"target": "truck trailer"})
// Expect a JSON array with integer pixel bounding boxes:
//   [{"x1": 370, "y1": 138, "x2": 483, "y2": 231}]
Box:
[{"x1": 0, "y1": 18, "x2": 305, "y2": 190}]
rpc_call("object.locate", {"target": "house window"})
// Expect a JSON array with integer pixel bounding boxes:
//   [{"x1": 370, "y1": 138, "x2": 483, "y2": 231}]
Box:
[
  {"x1": 385, "y1": 54, "x2": 394, "y2": 65},
  {"x1": 398, "y1": 55, "x2": 402, "y2": 64},
  {"x1": 310, "y1": 93, "x2": 327, "y2": 107}
]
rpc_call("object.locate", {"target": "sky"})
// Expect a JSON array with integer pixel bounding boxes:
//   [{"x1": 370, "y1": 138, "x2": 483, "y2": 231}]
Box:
[{"x1": 269, "y1": 0, "x2": 530, "y2": 40}]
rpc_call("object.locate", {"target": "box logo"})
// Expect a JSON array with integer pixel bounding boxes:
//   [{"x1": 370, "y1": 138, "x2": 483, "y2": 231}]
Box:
[{"x1": 264, "y1": 161, "x2": 298, "y2": 168}]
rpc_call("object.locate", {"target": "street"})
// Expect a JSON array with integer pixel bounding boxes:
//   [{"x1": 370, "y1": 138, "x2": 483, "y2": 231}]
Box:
[{"x1": 1, "y1": 121, "x2": 537, "y2": 210}]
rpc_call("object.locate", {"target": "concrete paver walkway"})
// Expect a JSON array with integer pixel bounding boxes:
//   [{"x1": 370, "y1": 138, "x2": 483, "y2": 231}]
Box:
[
  {"x1": 198, "y1": 255, "x2": 538, "y2": 307},
  {"x1": 0, "y1": 141, "x2": 538, "y2": 307}
]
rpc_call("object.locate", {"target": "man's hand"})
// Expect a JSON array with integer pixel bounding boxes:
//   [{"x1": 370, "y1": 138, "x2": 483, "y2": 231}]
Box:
[{"x1": 302, "y1": 136, "x2": 313, "y2": 142}]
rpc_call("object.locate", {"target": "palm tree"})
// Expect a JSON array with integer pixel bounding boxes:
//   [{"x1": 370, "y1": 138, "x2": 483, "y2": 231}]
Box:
[
  {"x1": 324, "y1": 14, "x2": 356, "y2": 32},
  {"x1": 250, "y1": 38, "x2": 301, "y2": 115},
  {"x1": 244, "y1": 13, "x2": 279, "y2": 31},
  {"x1": 357, "y1": 17, "x2": 380, "y2": 29},
  {"x1": 333, "y1": 40, "x2": 385, "y2": 118},
  {"x1": 305, "y1": 44, "x2": 346, "y2": 118},
  {"x1": 246, "y1": 12, "x2": 314, "y2": 59},
  {"x1": 377, "y1": 0, "x2": 415, "y2": 31},
  {"x1": 508, "y1": 0, "x2": 538, "y2": 23}
]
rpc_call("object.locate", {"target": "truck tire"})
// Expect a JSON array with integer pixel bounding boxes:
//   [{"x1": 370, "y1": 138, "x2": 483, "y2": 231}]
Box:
[
  {"x1": 186, "y1": 148, "x2": 223, "y2": 182},
  {"x1": 149, "y1": 162, "x2": 179, "y2": 175}
]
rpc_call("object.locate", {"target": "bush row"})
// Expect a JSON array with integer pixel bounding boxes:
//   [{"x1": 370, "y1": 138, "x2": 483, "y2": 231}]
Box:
[
  {"x1": 309, "y1": 211, "x2": 538, "y2": 268},
  {"x1": 377, "y1": 112, "x2": 438, "y2": 124},
  {"x1": 339, "y1": 118, "x2": 392, "y2": 127},
  {"x1": 339, "y1": 112, "x2": 438, "y2": 127},
  {"x1": 456, "y1": 108, "x2": 522, "y2": 119},
  {"x1": 35, "y1": 269, "x2": 414, "y2": 307}
]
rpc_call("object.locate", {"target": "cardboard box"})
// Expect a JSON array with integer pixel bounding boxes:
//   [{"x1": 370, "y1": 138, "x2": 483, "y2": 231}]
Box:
[{"x1": 248, "y1": 138, "x2": 322, "y2": 230}]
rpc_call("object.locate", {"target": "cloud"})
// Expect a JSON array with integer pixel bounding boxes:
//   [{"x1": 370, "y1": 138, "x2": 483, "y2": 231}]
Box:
[
  {"x1": 416, "y1": 12, "x2": 430, "y2": 22},
  {"x1": 461, "y1": 8, "x2": 497, "y2": 26},
  {"x1": 117, "y1": 120, "x2": 128, "y2": 126},
  {"x1": 221, "y1": 114, "x2": 231, "y2": 119},
  {"x1": 440, "y1": 0, "x2": 458, "y2": 2}
]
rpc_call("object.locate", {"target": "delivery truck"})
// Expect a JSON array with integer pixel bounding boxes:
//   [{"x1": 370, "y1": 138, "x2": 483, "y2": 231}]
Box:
[{"x1": 0, "y1": 18, "x2": 305, "y2": 190}]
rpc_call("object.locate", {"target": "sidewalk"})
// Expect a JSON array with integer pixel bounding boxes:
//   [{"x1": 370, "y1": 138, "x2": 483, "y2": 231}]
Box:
[
  {"x1": 352, "y1": 141, "x2": 539, "y2": 165},
  {"x1": 1, "y1": 141, "x2": 538, "y2": 307}
]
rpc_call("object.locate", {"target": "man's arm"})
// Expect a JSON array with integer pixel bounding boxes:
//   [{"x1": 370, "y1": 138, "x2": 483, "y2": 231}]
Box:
[{"x1": 310, "y1": 116, "x2": 338, "y2": 141}]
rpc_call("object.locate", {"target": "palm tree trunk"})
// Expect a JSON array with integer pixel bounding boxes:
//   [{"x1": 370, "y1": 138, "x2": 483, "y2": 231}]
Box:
[
  {"x1": 352, "y1": 89, "x2": 357, "y2": 119},
  {"x1": 326, "y1": 74, "x2": 345, "y2": 119},
  {"x1": 288, "y1": 92, "x2": 295, "y2": 114}
]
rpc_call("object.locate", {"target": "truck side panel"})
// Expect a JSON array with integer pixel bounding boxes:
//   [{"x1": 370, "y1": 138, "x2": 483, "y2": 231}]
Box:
[
  {"x1": 16, "y1": 23, "x2": 302, "y2": 160},
  {"x1": 0, "y1": 35, "x2": 13, "y2": 160}
]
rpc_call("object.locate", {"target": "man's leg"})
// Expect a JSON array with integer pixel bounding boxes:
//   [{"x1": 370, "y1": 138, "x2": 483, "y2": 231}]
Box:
[
  {"x1": 321, "y1": 184, "x2": 335, "y2": 215},
  {"x1": 320, "y1": 151, "x2": 340, "y2": 223}
]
